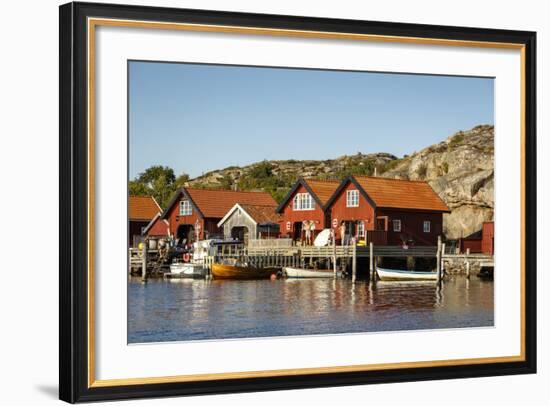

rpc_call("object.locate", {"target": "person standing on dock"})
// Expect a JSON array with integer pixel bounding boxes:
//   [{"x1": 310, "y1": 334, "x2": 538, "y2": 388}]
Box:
[
  {"x1": 340, "y1": 221, "x2": 346, "y2": 246},
  {"x1": 303, "y1": 220, "x2": 311, "y2": 245}
]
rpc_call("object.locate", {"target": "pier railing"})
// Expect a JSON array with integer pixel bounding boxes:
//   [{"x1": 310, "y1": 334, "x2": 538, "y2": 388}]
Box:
[
  {"x1": 248, "y1": 238, "x2": 293, "y2": 248},
  {"x1": 246, "y1": 245, "x2": 437, "y2": 258}
]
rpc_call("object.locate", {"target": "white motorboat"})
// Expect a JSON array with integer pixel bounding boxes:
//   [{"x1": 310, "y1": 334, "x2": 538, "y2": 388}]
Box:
[
  {"x1": 165, "y1": 262, "x2": 206, "y2": 278},
  {"x1": 283, "y1": 267, "x2": 342, "y2": 278},
  {"x1": 376, "y1": 267, "x2": 438, "y2": 281}
]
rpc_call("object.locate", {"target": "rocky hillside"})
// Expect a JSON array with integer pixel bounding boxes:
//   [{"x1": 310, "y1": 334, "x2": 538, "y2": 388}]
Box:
[
  {"x1": 381, "y1": 125, "x2": 494, "y2": 239},
  {"x1": 187, "y1": 153, "x2": 397, "y2": 202},
  {"x1": 186, "y1": 125, "x2": 494, "y2": 239}
]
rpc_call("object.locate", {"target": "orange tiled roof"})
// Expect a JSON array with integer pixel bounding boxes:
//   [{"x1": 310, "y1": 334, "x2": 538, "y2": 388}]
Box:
[
  {"x1": 186, "y1": 188, "x2": 277, "y2": 218},
  {"x1": 129, "y1": 195, "x2": 161, "y2": 221},
  {"x1": 354, "y1": 176, "x2": 450, "y2": 212},
  {"x1": 304, "y1": 179, "x2": 340, "y2": 205},
  {"x1": 240, "y1": 204, "x2": 280, "y2": 224}
]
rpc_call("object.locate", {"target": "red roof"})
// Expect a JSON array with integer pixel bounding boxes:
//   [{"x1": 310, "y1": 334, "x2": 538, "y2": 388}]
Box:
[
  {"x1": 354, "y1": 176, "x2": 450, "y2": 212},
  {"x1": 304, "y1": 179, "x2": 340, "y2": 206},
  {"x1": 184, "y1": 188, "x2": 277, "y2": 218},
  {"x1": 239, "y1": 204, "x2": 280, "y2": 224},
  {"x1": 129, "y1": 195, "x2": 161, "y2": 221}
]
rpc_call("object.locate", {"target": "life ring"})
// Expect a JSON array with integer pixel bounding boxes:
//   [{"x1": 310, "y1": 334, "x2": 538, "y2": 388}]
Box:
[{"x1": 183, "y1": 253, "x2": 191, "y2": 263}]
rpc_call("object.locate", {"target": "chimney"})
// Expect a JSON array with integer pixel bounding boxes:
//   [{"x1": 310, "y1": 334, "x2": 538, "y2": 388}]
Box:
[{"x1": 374, "y1": 167, "x2": 378, "y2": 177}]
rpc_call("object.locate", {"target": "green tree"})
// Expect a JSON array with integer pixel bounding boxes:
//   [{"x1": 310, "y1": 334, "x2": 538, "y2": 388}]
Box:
[
  {"x1": 130, "y1": 165, "x2": 190, "y2": 209},
  {"x1": 219, "y1": 174, "x2": 234, "y2": 190},
  {"x1": 136, "y1": 165, "x2": 175, "y2": 187},
  {"x1": 248, "y1": 161, "x2": 274, "y2": 179},
  {"x1": 129, "y1": 180, "x2": 150, "y2": 196},
  {"x1": 175, "y1": 172, "x2": 190, "y2": 188}
]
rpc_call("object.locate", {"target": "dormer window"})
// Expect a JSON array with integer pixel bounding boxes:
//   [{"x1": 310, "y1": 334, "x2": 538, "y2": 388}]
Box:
[
  {"x1": 179, "y1": 200, "x2": 192, "y2": 216},
  {"x1": 293, "y1": 193, "x2": 314, "y2": 211},
  {"x1": 346, "y1": 190, "x2": 359, "y2": 207}
]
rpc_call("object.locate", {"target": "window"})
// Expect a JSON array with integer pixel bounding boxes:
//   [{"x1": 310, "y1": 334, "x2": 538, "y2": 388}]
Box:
[
  {"x1": 346, "y1": 190, "x2": 359, "y2": 207},
  {"x1": 179, "y1": 200, "x2": 192, "y2": 216},
  {"x1": 357, "y1": 221, "x2": 365, "y2": 238},
  {"x1": 293, "y1": 193, "x2": 315, "y2": 211},
  {"x1": 392, "y1": 219, "x2": 401, "y2": 232},
  {"x1": 423, "y1": 220, "x2": 431, "y2": 233}
]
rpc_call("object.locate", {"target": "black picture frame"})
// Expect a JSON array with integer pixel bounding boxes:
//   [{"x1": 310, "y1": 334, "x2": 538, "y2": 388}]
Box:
[{"x1": 59, "y1": 1, "x2": 537, "y2": 403}]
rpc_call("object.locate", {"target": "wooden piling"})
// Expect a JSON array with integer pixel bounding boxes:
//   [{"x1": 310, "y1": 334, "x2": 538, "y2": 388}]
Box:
[
  {"x1": 465, "y1": 248, "x2": 471, "y2": 279},
  {"x1": 141, "y1": 239, "x2": 148, "y2": 283},
  {"x1": 352, "y1": 242, "x2": 357, "y2": 283},
  {"x1": 441, "y1": 242, "x2": 446, "y2": 276},
  {"x1": 333, "y1": 233, "x2": 337, "y2": 278},
  {"x1": 436, "y1": 236, "x2": 442, "y2": 283},
  {"x1": 369, "y1": 242, "x2": 374, "y2": 280}
]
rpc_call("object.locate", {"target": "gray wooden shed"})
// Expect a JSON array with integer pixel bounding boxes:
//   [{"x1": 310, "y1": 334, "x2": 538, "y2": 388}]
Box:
[{"x1": 217, "y1": 203, "x2": 280, "y2": 243}]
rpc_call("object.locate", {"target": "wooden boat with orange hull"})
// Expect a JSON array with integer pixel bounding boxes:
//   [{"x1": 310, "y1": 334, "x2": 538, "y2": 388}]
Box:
[{"x1": 211, "y1": 263, "x2": 279, "y2": 280}]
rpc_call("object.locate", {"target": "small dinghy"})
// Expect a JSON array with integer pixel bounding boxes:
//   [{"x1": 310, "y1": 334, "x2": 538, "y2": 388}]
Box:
[
  {"x1": 165, "y1": 263, "x2": 206, "y2": 278},
  {"x1": 376, "y1": 267, "x2": 438, "y2": 281},
  {"x1": 283, "y1": 267, "x2": 342, "y2": 279}
]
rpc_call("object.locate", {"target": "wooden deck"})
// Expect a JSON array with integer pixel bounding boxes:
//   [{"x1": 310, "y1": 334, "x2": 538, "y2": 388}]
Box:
[
  {"x1": 131, "y1": 238, "x2": 493, "y2": 284},
  {"x1": 246, "y1": 245, "x2": 437, "y2": 258}
]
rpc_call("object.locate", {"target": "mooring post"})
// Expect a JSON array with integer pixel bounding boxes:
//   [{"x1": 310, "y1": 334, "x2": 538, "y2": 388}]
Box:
[
  {"x1": 441, "y1": 242, "x2": 446, "y2": 276},
  {"x1": 352, "y1": 241, "x2": 357, "y2": 283},
  {"x1": 369, "y1": 242, "x2": 374, "y2": 281},
  {"x1": 466, "y1": 248, "x2": 471, "y2": 279},
  {"x1": 333, "y1": 231, "x2": 337, "y2": 278},
  {"x1": 141, "y1": 239, "x2": 148, "y2": 283},
  {"x1": 436, "y1": 236, "x2": 442, "y2": 284}
]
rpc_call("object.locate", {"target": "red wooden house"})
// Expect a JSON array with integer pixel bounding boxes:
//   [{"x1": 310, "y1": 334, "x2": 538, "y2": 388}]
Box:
[
  {"x1": 459, "y1": 232, "x2": 482, "y2": 253},
  {"x1": 143, "y1": 213, "x2": 171, "y2": 238},
  {"x1": 128, "y1": 195, "x2": 162, "y2": 247},
  {"x1": 160, "y1": 188, "x2": 276, "y2": 244},
  {"x1": 458, "y1": 221, "x2": 494, "y2": 255},
  {"x1": 481, "y1": 221, "x2": 494, "y2": 255},
  {"x1": 276, "y1": 178, "x2": 340, "y2": 242},
  {"x1": 325, "y1": 176, "x2": 450, "y2": 246}
]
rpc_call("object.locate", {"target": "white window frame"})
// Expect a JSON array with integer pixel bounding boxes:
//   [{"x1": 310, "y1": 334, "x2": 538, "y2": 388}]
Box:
[
  {"x1": 346, "y1": 190, "x2": 359, "y2": 207},
  {"x1": 423, "y1": 220, "x2": 431, "y2": 233},
  {"x1": 357, "y1": 221, "x2": 365, "y2": 238},
  {"x1": 292, "y1": 193, "x2": 315, "y2": 211},
  {"x1": 392, "y1": 219, "x2": 401, "y2": 232},
  {"x1": 179, "y1": 199, "x2": 192, "y2": 216}
]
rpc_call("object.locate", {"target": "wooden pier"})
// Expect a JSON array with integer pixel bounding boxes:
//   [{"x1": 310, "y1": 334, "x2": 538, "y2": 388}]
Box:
[
  {"x1": 129, "y1": 247, "x2": 169, "y2": 280},
  {"x1": 130, "y1": 236, "x2": 492, "y2": 283},
  {"x1": 246, "y1": 245, "x2": 437, "y2": 258}
]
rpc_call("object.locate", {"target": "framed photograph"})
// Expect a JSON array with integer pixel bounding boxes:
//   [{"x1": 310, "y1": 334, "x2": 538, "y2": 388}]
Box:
[{"x1": 59, "y1": 1, "x2": 536, "y2": 403}]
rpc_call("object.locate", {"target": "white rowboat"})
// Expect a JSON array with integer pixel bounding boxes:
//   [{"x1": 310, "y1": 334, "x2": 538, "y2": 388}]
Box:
[
  {"x1": 165, "y1": 263, "x2": 206, "y2": 278},
  {"x1": 376, "y1": 267, "x2": 438, "y2": 281},
  {"x1": 284, "y1": 267, "x2": 342, "y2": 279}
]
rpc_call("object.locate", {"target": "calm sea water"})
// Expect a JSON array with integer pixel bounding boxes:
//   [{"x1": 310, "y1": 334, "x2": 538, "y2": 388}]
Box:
[{"x1": 128, "y1": 275, "x2": 493, "y2": 344}]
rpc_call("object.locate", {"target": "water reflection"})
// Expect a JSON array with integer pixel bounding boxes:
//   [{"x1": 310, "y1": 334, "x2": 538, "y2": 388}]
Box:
[{"x1": 128, "y1": 275, "x2": 494, "y2": 344}]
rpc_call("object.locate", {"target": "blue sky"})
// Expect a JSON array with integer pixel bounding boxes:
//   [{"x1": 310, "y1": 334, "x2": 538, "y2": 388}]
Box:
[{"x1": 129, "y1": 61, "x2": 494, "y2": 179}]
